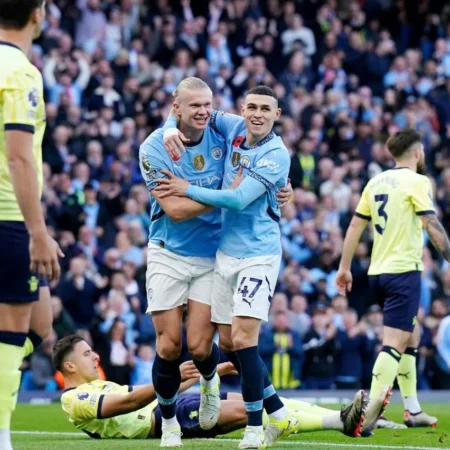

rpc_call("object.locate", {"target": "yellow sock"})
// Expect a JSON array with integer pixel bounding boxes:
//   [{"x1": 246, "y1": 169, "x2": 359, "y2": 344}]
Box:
[
  {"x1": 369, "y1": 345, "x2": 401, "y2": 400},
  {"x1": 23, "y1": 337, "x2": 34, "y2": 358},
  {"x1": 397, "y1": 348, "x2": 417, "y2": 397},
  {"x1": 0, "y1": 339, "x2": 26, "y2": 429},
  {"x1": 263, "y1": 408, "x2": 324, "y2": 432},
  {"x1": 280, "y1": 397, "x2": 334, "y2": 416}
]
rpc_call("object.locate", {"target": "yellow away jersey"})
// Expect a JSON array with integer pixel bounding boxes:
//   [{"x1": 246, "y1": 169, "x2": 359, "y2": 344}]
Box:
[
  {"x1": 0, "y1": 41, "x2": 45, "y2": 221},
  {"x1": 61, "y1": 380, "x2": 157, "y2": 439},
  {"x1": 355, "y1": 168, "x2": 435, "y2": 275}
]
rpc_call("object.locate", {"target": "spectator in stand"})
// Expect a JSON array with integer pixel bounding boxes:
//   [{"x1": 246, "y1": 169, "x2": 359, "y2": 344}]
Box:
[
  {"x1": 29, "y1": 331, "x2": 58, "y2": 391},
  {"x1": 302, "y1": 303, "x2": 338, "y2": 390},
  {"x1": 260, "y1": 310, "x2": 303, "y2": 390},
  {"x1": 335, "y1": 309, "x2": 368, "y2": 390},
  {"x1": 51, "y1": 296, "x2": 78, "y2": 340},
  {"x1": 130, "y1": 344, "x2": 155, "y2": 385}
]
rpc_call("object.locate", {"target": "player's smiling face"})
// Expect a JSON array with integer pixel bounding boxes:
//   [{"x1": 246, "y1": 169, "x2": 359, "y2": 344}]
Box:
[
  {"x1": 241, "y1": 94, "x2": 281, "y2": 142},
  {"x1": 68, "y1": 341, "x2": 101, "y2": 382},
  {"x1": 174, "y1": 88, "x2": 212, "y2": 131}
]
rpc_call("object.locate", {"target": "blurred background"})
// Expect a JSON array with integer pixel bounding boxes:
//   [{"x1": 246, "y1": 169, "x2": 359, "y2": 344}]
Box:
[{"x1": 22, "y1": 0, "x2": 450, "y2": 393}]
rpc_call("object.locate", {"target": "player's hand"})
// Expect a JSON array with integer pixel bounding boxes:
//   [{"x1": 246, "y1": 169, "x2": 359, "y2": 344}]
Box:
[
  {"x1": 179, "y1": 361, "x2": 200, "y2": 381},
  {"x1": 154, "y1": 170, "x2": 190, "y2": 198},
  {"x1": 163, "y1": 129, "x2": 190, "y2": 161},
  {"x1": 29, "y1": 232, "x2": 65, "y2": 283},
  {"x1": 229, "y1": 166, "x2": 244, "y2": 189},
  {"x1": 335, "y1": 267, "x2": 352, "y2": 295},
  {"x1": 277, "y1": 179, "x2": 293, "y2": 207},
  {"x1": 217, "y1": 361, "x2": 239, "y2": 377}
]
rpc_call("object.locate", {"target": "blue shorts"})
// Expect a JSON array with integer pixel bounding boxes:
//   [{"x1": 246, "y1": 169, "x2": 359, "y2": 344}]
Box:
[
  {"x1": 154, "y1": 393, "x2": 228, "y2": 439},
  {"x1": 0, "y1": 221, "x2": 41, "y2": 303},
  {"x1": 368, "y1": 271, "x2": 421, "y2": 332}
]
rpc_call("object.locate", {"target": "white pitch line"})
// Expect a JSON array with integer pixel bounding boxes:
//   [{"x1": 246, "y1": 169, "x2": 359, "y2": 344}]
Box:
[{"x1": 12, "y1": 431, "x2": 450, "y2": 450}]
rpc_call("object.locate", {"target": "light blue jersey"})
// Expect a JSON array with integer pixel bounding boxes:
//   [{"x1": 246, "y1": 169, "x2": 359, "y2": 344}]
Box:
[
  {"x1": 139, "y1": 128, "x2": 226, "y2": 257},
  {"x1": 185, "y1": 111, "x2": 291, "y2": 258}
]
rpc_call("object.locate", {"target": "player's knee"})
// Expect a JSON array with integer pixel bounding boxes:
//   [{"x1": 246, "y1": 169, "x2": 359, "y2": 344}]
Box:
[
  {"x1": 188, "y1": 340, "x2": 211, "y2": 361},
  {"x1": 157, "y1": 336, "x2": 182, "y2": 361},
  {"x1": 219, "y1": 341, "x2": 234, "y2": 354},
  {"x1": 231, "y1": 334, "x2": 251, "y2": 351}
]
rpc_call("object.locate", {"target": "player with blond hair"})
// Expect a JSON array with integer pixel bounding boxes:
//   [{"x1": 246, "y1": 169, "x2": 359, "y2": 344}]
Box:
[{"x1": 138, "y1": 77, "x2": 291, "y2": 447}]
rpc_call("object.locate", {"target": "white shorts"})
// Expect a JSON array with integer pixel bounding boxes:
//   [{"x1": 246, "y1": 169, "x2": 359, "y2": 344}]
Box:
[
  {"x1": 211, "y1": 250, "x2": 281, "y2": 325},
  {"x1": 146, "y1": 243, "x2": 215, "y2": 313}
]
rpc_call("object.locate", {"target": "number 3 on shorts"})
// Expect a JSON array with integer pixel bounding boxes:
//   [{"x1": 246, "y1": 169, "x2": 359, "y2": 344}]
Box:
[{"x1": 238, "y1": 277, "x2": 262, "y2": 298}]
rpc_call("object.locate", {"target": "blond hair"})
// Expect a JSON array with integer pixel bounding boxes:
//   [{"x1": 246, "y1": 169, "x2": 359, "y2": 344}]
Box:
[{"x1": 173, "y1": 77, "x2": 211, "y2": 99}]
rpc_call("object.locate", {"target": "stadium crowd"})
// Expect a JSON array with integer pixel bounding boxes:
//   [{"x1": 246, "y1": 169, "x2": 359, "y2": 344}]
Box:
[{"x1": 21, "y1": 0, "x2": 450, "y2": 391}]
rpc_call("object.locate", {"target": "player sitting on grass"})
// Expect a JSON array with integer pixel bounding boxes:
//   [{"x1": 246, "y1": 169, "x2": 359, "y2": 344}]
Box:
[{"x1": 53, "y1": 335, "x2": 367, "y2": 441}]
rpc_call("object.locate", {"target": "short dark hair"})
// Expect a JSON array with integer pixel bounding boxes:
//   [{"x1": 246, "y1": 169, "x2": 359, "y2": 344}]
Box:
[
  {"x1": 247, "y1": 85, "x2": 278, "y2": 103},
  {"x1": 386, "y1": 129, "x2": 422, "y2": 160},
  {"x1": 52, "y1": 335, "x2": 85, "y2": 373},
  {"x1": 0, "y1": 0, "x2": 44, "y2": 30}
]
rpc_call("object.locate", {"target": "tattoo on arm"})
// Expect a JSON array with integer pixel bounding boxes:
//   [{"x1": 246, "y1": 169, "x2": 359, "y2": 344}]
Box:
[{"x1": 424, "y1": 215, "x2": 450, "y2": 261}]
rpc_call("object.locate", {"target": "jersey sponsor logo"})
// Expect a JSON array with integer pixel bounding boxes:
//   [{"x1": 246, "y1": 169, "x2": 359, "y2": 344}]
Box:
[
  {"x1": 90, "y1": 394, "x2": 98, "y2": 405},
  {"x1": 28, "y1": 87, "x2": 39, "y2": 108},
  {"x1": 28, "y1": 276, "x2": 38, "y2": 293},
  {"x1": 138, "y1": 414, "x2": 146, "y2": 420},
  {"x1": 77, "y1": 392, "x2": 89, "y2": 401},
  {"x1": 240, "y1": 155, "x2": 251, "y2": 168},
  {"x1": 192, "y1": 173, "x2": 223, "y2": 188},
  {"x1": 231, "y1": 152, "x2": 241, "y2": 167},
  {"x1": 256, "y1": 159, "x2": 280, "y2": 172},
  {"x1": 193, "y1": 155, "x2": 205, "y2": 170},
  {"x1": 232, "y1": 136, "x2": 245, "y2": 147},
  {"x1": 211, "y1": 147, "x2": 223, "y2": 160}
]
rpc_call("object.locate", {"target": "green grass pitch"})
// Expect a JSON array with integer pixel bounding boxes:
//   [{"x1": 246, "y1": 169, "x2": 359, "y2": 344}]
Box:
[{"x1": 11, "y1": 402, "x2": 449, "y2": 449}]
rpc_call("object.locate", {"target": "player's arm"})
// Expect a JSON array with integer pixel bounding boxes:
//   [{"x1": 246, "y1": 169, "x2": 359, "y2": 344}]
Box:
[
  {"x1": 420, "y1": 214, "x2": 450, "y2": 262},
  {"x1": 152, "y1": 190, "x2": 214, "y2": 223},
  {"x1": 155, "y1": 149, "x2": 289, "y2": 211},
  {"x1": 139, "y1": 144, "x2": 214, "y2": 222},
  {"x1": 162, "y1": 109, "x2": 243, "y2": 157},
  {"x1": 3, "y1": 71, "x2": 62, "y2": 280},
  {"x1": 411, "y1": 177, "x2": 450, "y2": 262},
  {"x1": 336, "y1": 187, "x2": 371, "y2": 294}
]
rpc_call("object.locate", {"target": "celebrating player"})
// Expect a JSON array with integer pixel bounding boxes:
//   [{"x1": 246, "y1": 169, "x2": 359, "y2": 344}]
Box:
[
  {"x1": 156, "y1": 85, "x2": 366, "y2": 449},
  {"x1": 336, "y1": 129, "x2": 446, "y2": 434},
  {"x1": 53, "y1": 335, "x2": 366, "y2": 441},
  {"x1": 0, "y1": 1, "x2": 64, "y2": 449},
  {"x1": 138, "y1": 78, "x2": 291, "y2": 447}
]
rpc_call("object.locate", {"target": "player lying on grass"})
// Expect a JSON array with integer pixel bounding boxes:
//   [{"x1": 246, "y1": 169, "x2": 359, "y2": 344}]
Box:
[{"x1": 53, "y1": 335, "x2": 367, "y2": 440}]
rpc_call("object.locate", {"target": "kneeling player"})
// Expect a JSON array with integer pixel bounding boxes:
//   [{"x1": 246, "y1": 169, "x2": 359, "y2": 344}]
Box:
[{"x1": 53, "y1": 335, "x2": 367, "y2": 441}]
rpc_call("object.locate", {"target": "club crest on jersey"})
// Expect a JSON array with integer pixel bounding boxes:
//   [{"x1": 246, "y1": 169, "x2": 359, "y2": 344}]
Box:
[
  {"x1": 232, "y1": 152, "x2": 241, "y2": 167},
  {"x1": 193, "y1": 155, "x2": 205, "y2": 170},
  {"x1": 240, "y1": 156, "x2": 251, "y2": 168},
  {"x1": 211, "y1": 147, "x2": 223, "y2": 160},
  {"x1": 77, "y1": 392, "x2": 89, "y2": 401},
  {"x1": 232, "y1": 136, "x2": 245, "y2": 147}
]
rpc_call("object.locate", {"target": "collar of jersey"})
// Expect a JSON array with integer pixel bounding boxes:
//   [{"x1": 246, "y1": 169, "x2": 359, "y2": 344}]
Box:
[
  {"x1": 63, "y1": 387, "x2": 76, "y2": 393},
  {"x1": 0, "y1": 40, "x2": 22, "y2": 52},
  {"x1": 240, "y1": 131, "x2": 275, "y2": 151},
  {"x1": 392, "y1": 166, "x2": 412, "y2": 171},
  {"x1": 184, "y1": 130, "x2": 205, "y2": 148}
]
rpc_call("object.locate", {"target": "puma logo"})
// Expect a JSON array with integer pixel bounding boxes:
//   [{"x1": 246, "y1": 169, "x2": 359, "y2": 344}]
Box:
[
  {"x1": 372, "y1": 372, "x2": 381, "y2": 380},
  {"x1": 398, "y1": 372, "x2": 410, "y2": 379},
  {"x1": 242, "y1": 298, "x2": 253, "y2": 307}
]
